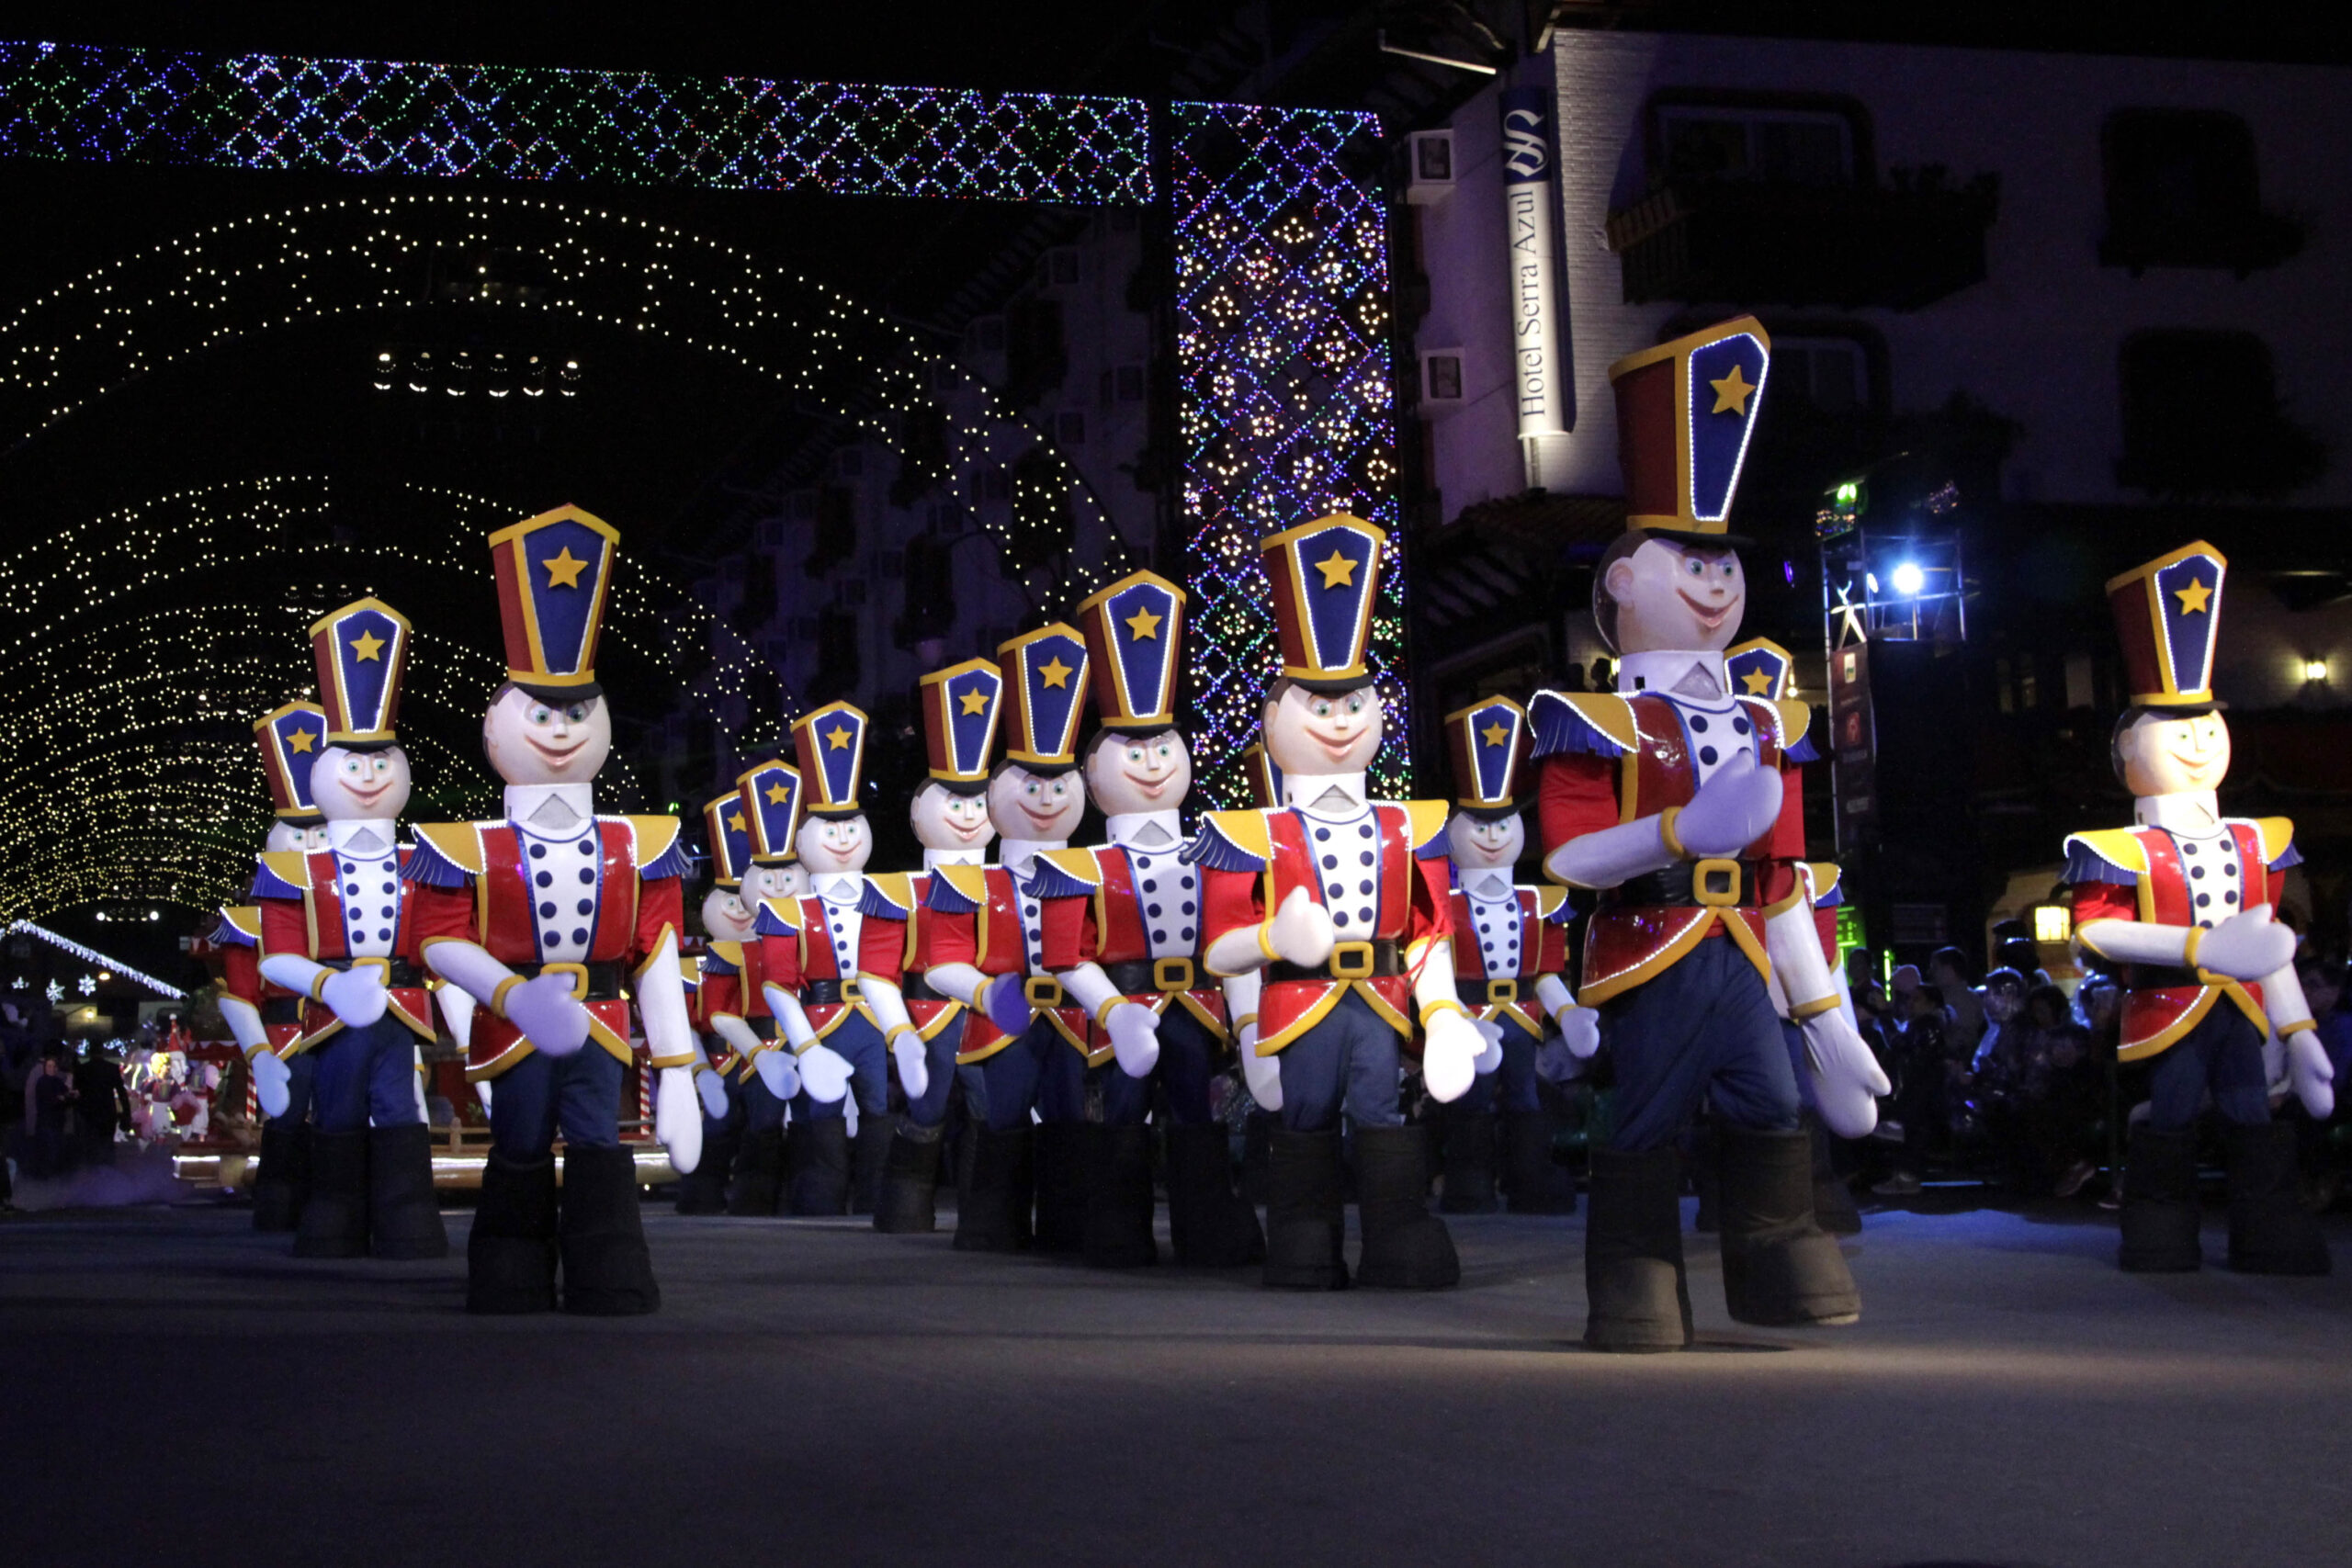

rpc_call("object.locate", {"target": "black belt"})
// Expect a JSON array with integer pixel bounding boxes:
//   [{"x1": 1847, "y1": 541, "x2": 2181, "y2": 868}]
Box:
[
  {"x1": 900, "y1": 976, "x2": 946, "y2": 1003},
  {"x1": 1609, "y1": 861, "x2": 1756, "y2": 909},
  {"x1": 1103, "y1": 957, "x2": 1203, "y2": 995},
  {"x1": 510, "y1": 960, "x2": 626, "y2": 1001},
  {"x1": 1268, "y1": 939, "x2": 1401, "y2": 986},
  {"x1": 262, "y1": 998, "x2": 302, "y2": 1026},
  {"x1": 322, "y1": 957, "x2": 423, "y2": 987},
  {"x1": 2126, "y1": 964, "x2": 2207, "y2": 989},
  {"x1": 801, "y1": 978, "x2": 863, "y2": 1006}
]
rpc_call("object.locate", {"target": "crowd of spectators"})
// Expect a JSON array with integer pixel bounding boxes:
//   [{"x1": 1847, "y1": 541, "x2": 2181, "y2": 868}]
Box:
[{"x1": 2, "y1": 1004, "x2": 138, "y2": 1209}]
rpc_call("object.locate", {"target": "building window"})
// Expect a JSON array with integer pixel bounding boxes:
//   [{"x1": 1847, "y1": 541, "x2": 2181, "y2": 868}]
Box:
[
  {"x1": 1769, "y1": 336, "x2": 1871, "y2": 415},
  {"x1": 2115, "y1": 330, "x2": 2325, "y2": 499},
  {"x1": 2099, "y1": 109, "x2": 2302, "y2": 274},
  {"x1": 1653, "y1": 100, "x2": 1858, "y2": 187}
]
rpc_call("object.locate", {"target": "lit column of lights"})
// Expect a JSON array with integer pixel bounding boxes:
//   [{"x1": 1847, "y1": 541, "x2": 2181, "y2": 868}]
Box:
[
  {"x1": 1171, "y1": 104, "x2": 1407, "y2": 807},
  {"x1": 0, "y1": 41, "x2": 1152, "y2": 206}
]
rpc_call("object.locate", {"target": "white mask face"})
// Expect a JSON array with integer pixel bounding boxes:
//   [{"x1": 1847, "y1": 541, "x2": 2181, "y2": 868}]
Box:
[
  {"x1": 1604, "y1": 536, "x2": 1746, "y2": 654},
  {"x1": 309, "y1": 745, "x2": 412, "y2": 822},
  {"x1": 910, "y1": 783, "x2": 996, "y2": 853},
  {"x1": 1447, "y1": 812, "x2": 1525, "y2": 871},
  {"x1": 264, "y1": 821, "x2": 314, "y2": 852},
  {"x1": 742, "y1": 861, "x2": 809, "y2": 902},
  {"x1": 2117, "y1": 710, "x2": 2232, "y2": 797},
  {"x1": 988, "y1": 765, "x2": 1085, "y2": 841},
  {"x1": 1084, "y1": 729, "x2": 1191, "y2": 817},
  {"x1": 700, "y1": 886, "x2": 759, "y2": 942},
  {"x1": 795, "y1": 814, "x2": 873, "y2": 875},
  {"x1": 1263, "y1": 682, "x2": 1383, "y2": 777},
  {"x1": 481, "y1": 686, "x2": 612, "y2": 785}
]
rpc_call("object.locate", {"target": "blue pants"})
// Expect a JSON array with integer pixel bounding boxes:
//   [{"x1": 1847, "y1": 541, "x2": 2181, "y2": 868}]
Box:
[
  {"x1": 489, "y1": 1043, "x2": 625, "y2": 1162},
  {"x1": 740, "y1": 1071, "x2": 786, "y2": 1135},
  {"x1": 972, "y1": 1015, "x2": 1055, "y2": 1133},
  {"x1": 308, "y1": 1016, "x2": 424, "y2": 1135},
  {"x1": 793, "y1": 1011, "x2": 888, "y2": 1122},
  {"x1": 1153, "y1": 1002, "x2": 1229, "y2": 1126},
  {"x1": 1274, "y1": 987, "x2": 1404, "y2": 1134},
  {"x1": 1038, "y1": 1035, "x2": 1152, "y2": 1127},
  {"x1": 903, "y1": 1021, "x2": 961, "y2": 1130},
  {"x1": 266, "y1": 1048, "x2": 317, "y2": 1132},
  {"x1": 1598, "y1": 938, "x2": 1800, "y2": 1153},
  {"x1": 1456, "y1": 1012, "x2": 1543, "y2": 1115},
  {"x1": 2146, "y1": 1004, "x2": 2270, "y2": 1130},
  {"x1": 1782, "y1": 1021, "x2": 1818, "y2": 1112}
]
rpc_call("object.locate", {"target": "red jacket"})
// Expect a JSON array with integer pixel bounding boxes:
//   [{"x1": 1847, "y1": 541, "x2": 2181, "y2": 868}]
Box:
[
  {"x1": 754, "y1": 875, "x2": 911, "y2": 1046},
  {"x1": 253, "y1": 845, "x2": 435, "y2": 1053}
]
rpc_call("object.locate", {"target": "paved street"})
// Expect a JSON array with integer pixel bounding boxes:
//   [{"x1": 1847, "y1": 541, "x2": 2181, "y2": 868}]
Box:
[{"x1": 5, "y1": 1194, "x2": 2347, "y2": 1567}]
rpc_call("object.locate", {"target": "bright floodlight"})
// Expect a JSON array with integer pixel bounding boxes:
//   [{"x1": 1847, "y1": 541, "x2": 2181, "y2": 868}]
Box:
[{"x1": 1890, "y1": 561, "x2": 1926, "y2": 596}]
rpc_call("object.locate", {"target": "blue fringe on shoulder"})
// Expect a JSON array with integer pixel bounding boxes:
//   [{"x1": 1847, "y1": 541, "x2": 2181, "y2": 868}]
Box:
[{"x1": 1527, "y1": 690, "x2": 1629, "y2": 761}]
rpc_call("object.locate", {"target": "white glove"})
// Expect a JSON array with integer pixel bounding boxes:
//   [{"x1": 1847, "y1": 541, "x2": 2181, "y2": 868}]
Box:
[
  {"x1": 797, "y1": 1042, "x2": 854, "y2": 1104},
  {"x1": 251, "y1": 1049, "x2": 291, "y2": 1120},
  {"x1": 1471, "y1": 1016, "x2": 1505, "y2": 1075},
  {"x1": 695, "y1": 1068, "x2": 729, "y2": 1121},
  {"x1": 1236, "y1": 1021, "x2": 1283, "y2": 1111},
  {"x1": 1671, "y1": 750, "x2": 1783, "y2": 859},
  {"x1": 982, "y1": 973, "x2": 1035, "y2": 1038},
  {"x1": 654, "y1": 1066, "x2": 701, "y2": 1174},
  {"x1": 1801, "y1": 1007, "x2": 1892, "y2": 1138},
  {"x1": 2286, "y1": 1029, "x2": 2336, "y2": 1120},
  {"x1": 1422, "y1": 1008, "x2": 1486, "y2": 1104},
  {"x1": 2197, "y1": 906, "x2": 2297, "y2": 983},
  {"x1": 319, "y1": 967, "x2": 389, "y2": 1030},
  {"x1": 1532, "y1": 976, "x2": 1602, "y2": 1060},
  {"x1": 1106, "y1": 1001, "x2": 1162, "y2": 1078},
  {"x1": 753, "y1": 1048, "x2": 802, "y2": 1100},
  {"x1": 1535, "y1": 1036, "x2": 1587, "y2": 1085},
  {"x1": 893, "y1": 1032, "x2": 930, "y2": 1100},
  {"x1": 1267, "y1": 886, "x2": 1336, "y2": 968},
  {"x1": 503, "y1": 974, "x2": 592, "y2": 1057}
]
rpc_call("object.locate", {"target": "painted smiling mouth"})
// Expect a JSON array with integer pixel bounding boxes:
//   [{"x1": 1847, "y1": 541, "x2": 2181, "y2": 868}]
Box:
[
  {"x1": 1122, "y1": 772, "x2": 1170, "y2": 797},
  {"x1": 1312, "y1": 732, "x2": 1358, "y2": 759},
  {"x1": 1676, "y1": 590, "x2": 1732, "y2": 626},
  {"x1": 1017, "y1": 802, "x2": 1063, "y2": 827},
  {"x1": 526, "y1": 736, "x2": 585, "y2": 766},
  {"x1": 948, "y1": 818, "x2": 986, "y2": 840},
  {"x1": 345, "y1": 781, "x2": 390, "y2": 802}
]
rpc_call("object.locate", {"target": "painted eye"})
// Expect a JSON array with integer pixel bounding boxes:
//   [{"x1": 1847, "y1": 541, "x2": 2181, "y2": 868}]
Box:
[
  {"x1": 1127, "y1": 747, "x2": 1146, "y2": 764},
  {"x1": 1686, "y1": 557, "x2": 1704, "y2": 575},
  {"x1": 530, "y1": 705, "x2": 553, "y2": 725},
  {"x1": 1346, "y1": 692, "x2": 1366, "y2": 714},
  {"x1": 565, "y1": 704, "x2": 591, "y2": 723}
]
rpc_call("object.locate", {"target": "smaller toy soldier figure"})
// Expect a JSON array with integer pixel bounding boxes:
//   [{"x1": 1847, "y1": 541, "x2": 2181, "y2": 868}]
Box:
[
  {"x1": 409, "y1": 506, "x2": 708, "y2": 1315},
  {"x1": 216, "y1": 701, "x2": 332, "y2": 1232},
  {"x1": 1191, "y1": 515, "x2": 1496, "y2": 1291},
  {"x1": 2066, "y1": 542, "x2": 2333, "y2": 1273},
  {"x1": 754, "y1": 703, "x2": 913, "y2": 1214},
  {"x1": 251, "y1": 602, "x2": 447, "y2": 1260},
  {"x1": 921, "y1": 626, "x2": 1095, "y2": 1252},
  {"x1": 674, "y1": 790, "x2": 784, "y2": 1215},
  {"x1": 713, "y1": 761, "x2": 820, "y2": 1213},
  {"x1": 874, "y1": 658, "x2": 1006, "y2": 1233},
  {"x1": 1432, "y1": 697, "x2": 1598, "y2": 1215}
]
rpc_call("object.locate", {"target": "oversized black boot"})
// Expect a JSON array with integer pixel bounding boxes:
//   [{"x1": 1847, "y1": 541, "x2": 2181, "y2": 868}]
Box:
[
  {"x1": 1262, "y1": 1129, "x2": 1348, "y2": 1290},
  {"x1": 1718, "y1": 1126, "x2": 1860, "y2": 1326},
  {"x1": 787, "y1": 1116, "x2": 853, "y2": 1215},
  {"x1": 1435, "y1": 1103, "x2": 1499, "y2": 1214},
  {"x1": 252, "y1": 1122, "x2": 304, "y2": 1232},
  {"x1": 850, "y1": 1117, "x2": 893, "y2": 1216},
  {"x1": 2119, "y1": 1124, "x2": 2202, "y2": 1272},
  {"x1": 1806, "y1": 1111, "x2": 1863, "y2": 1236},
  {"x1": 1584, "y1": 1145, "x2": 1691, "y2": 1352},
  {"x1": 1164, "y1": 1122, "x2": 1265, "y2": 1266},
  {"x1": 674, "y1": 1122, "x2": 738, "y2": 1215},
  {"x1": 873, "y1": 1124, "x2": 944, "y2": 1234},
  {"x1": 1032, "y1": 1122, "x2": 1086, "y2": 1255},
  {"x1": 467, "y1": 1150, "x2": 558, "y2": 1314},
  {"x1": 1503, "y1": 1111, "x2": 1576, "y2": 1215},
  {"x1": 367, "y1": 1123, "x2": 449, "y2": 1259},
  {"x1": 1238, "y1": 1110, "x2": 1274, "y2": 1205},
  {"x1": 560, "y1": 1145, "x2": 659, "y2": 1315},
  {"x1": 2224, "y1": 1121, "x2": 2331, "y2": 1276},
  {"x1": 292, "y1": 1129, "x2": 370, "y2": 1258},
  {"x1": 726, "y1": 1127, "x2": 786, "y2": 1216},
  {"x1": 1689, "y1": 1122, "x2": 1722, "y2": 1235},
  {"x1": 953, "y1": 1124, "x2": 1034, "y2": 1252},
  {"x1": 1082, "y1": 1123, "x2": 1159, "y2": 1269},
  {"x1": 1355, "y1": 1123, "x2": 1461, "y2": 1289}
]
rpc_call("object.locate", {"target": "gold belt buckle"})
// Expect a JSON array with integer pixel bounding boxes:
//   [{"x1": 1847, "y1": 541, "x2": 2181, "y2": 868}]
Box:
[
  {"x1": 1486, "y1": 978, "x2": 1519, "y2": 1006},
  {"x1": 541, "y1": 960, "x2": 590, "y2": 1000},
  {"x1": 1329, "y1": 941, "x2": 1375, "y2": 980},
  {"x1": 351, "y1": 956, "x2": 393, "y2": 984},
  {"x1": 1153, "y1": 956, "x2": 1195, "y2": 993},
  {"x1": 1692, "y1": 859, "x2": 1742, "y2": 908},
  {"x1": 1025, "y1": 976, "x2": 1065, "y2": 1009},
  {"x1": 842, "y1": 976, "x2": 863, "y2": 1004}
]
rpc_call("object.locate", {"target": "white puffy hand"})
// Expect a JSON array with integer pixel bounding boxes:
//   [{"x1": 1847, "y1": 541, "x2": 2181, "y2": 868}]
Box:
[
  {"x1": 753, "y1": 1048, "x2": 802, "y2": 1100},
  {"x1": 2286, "y1": 1029, "x2": 2336, "y2": 1120},
  {"x1": 2196, "y1": 905, "x2": 2297, "y2": 983},
  {"x1": 695, "y1": 1068, "x2": 729, "y2": 1121},
  {"x1": 1535, "y1": 1036, "x2": 1586, "y2": 1086},
  {"x1": 250, "y1": 1050, "x2": 291, "y2": 1119},
  {"x1": 1472, "y1": 1016, "x2": 1505, "y2": 1076},
  {"x1": 1802, "y1": 1008, "x2": 1892, "y2": 1138},
  {"x1": 1237, "y1": 1023, "x2": 1283, "y2": 1111},
  {"x1": 1422, "y1": 1009, "x2": 1485, "y2": 1104},
  {"x1": 319, "y1": 967, "x2": 389, "y2": 1030},
  {"x1": 1672, "y1": 750, "x2": 1782, "y2": 859},
  {"x1": 892, "y1": 1034, "x2": 930, "y2": 1100},
  {"x1": 797, "y1": 1043, "x2": 854, "y2": 1103},
  {"x1": 1106, "y1": 1001, "x2": 1162, "y2": 1078},
  {"x1": 982, "y1": 972, "x2": 1035, "y2": 1038},
  {"x1": 1268, "y1": 886, "x2": 1336, "y2": 968},
  {"x1": 503, "y1": 974, "x2": 592, "y2": 1057},
  {"x1": 656, "y1": 1066, "x2": 701, "y2": 1174}
]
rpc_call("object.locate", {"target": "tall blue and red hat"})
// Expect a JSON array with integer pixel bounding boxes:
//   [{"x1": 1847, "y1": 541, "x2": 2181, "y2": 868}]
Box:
[
  {"x1": 792, "y1": 702, "x2": 870, "y2": 818},
  {"x1": 1261, "y1": 513, "x2": 1385, "y2": 692},
  {"x1": 1725, "y1": 637, "x2": 1795, "y2": 700},
  {"x1": 1610, "y1": 315, "x2": 1770, "y2": 546},
  {"x1": 1442, "y1": 696, "x2": 1531, "y2": 817},
  {"x1": 702, "y1": 790, "x2": 752, "y2": 889},
  {"x1": 2108, "y1": 541, "x2": 2226, "y2": 711},
  {"x1": 918, "y1": 658, "x2": 1003, "y2": 793},
  {"x1": 254, "y1": 700, "x2": 328, "y2": 821},
  {"x1": 309, "y1": 598, "x2": 410, "y2": 750},
  {"x1": 490, "y1": 504, "x2": 617, "y2": 700},
  {"x1": 736, "y1": 759, "x2": 805, "y2": 862},
  {"x1": 998, "y1": 624, "x2": 1090, "y2": 772},
  {"x1": 1077, "y1": 570, "x2": 1185, "y2": 734}
]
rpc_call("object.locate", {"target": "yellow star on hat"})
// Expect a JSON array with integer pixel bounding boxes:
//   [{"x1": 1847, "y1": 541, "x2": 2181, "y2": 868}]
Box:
[
  {"x1": 726, "y1": 811, "x2": 746, "y2": 833},
  {"x1": 350, "y1": 631, "x2": 385, "y2": 662},
  {"x1": 1314, "y1": 549, "x2": 1357, "y2": 590},
  {"x1": 959, "y1": 688, "x2": 989, "y2": 716},
  {"x1": 1741, "y1": 669, "x2": 1776, "y2": 694},
  {"x1": 1480, "y1": 721, "x2": 1510, "y2": 749},
  {"x1": 825, "y1": 725, "x2": 853, "y2": 750},
  {"x1": 288, "y1": 728, "x2": 316, "y2": 754},
  {"x1": 1710, "y1": 365, "x2": 1755, "y2": 416},
  {"x1": 2175, "y1": 578, "x2": 2212, "y2": 615},
  {"x1": 765, "y1": 782, "x2": 791, "y2": 805},
  {"x1": 1124, "y1": 604, "x2": 1162, "y2": 640},
  {"x1": 1038, "y1": 657, "x2": 1073, "y2": 689},
  {"x1": 543, "y1": 547, "x2": 588, "y2": 589}
]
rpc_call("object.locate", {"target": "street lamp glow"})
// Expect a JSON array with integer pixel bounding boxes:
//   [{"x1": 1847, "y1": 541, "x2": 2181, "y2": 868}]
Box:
[{"x1": 1890, "y1": 561, "x2": 1927, "y2": 596}]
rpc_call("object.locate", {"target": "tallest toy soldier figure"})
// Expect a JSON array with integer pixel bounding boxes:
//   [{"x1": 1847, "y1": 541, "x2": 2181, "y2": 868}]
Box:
[
  {"x1": 2065, "y1": 542, "x2": 2332, "y2": 1273},
  {"x1": 1530, "y1": 317, "x2": 1887, "y2": 1351}
]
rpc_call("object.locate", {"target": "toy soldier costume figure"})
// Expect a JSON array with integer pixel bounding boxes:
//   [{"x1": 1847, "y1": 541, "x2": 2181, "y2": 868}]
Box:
[
  {"x1": 871, "y1": 658, "x2": 1005, "y2": 1233},
  {"x1": 250, "y1": 602, "x2": 447, "y2": 1261},
  {"x1": 406, "y1": 506, "x2": 708, "y2": 1315},
  {"x1": 713, "y1": 761, "x2": 815, "y2": 1214},
  {"x1": 1529, "y1": 318, "x2": 1887, "y2": 1350},
  {"x1": 1025, "y1": 570, "x2": 1264, "y2": 1267},
  {"x1": 2065, "y1": 542, "x2": 2332, "y2": 1274},
  {"x1": 1431, "y1": 696, "x2": 1597, "y2": 1215},
  {"x1": 1189, "y1": 516, "x2": 1495, "y2": 1292},
  {"x1": 216, "y1": 701, "x2": 331, "y2": 1232},
  {"x1": 673, "y1": 792, "x2": 774, "y2": 1215},
  {"x1": 750, "y1": 704, "x2": 914, "y2": 1214}
]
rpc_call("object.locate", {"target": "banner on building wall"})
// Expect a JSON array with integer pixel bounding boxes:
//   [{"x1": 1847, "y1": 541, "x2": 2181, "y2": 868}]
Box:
[
  {"x1": 1499, "y1": 85, "x2": 1565, "y2": 458},
  {"x1": 1827, "y1": 639, "x2": 1881, "y2": 853}
]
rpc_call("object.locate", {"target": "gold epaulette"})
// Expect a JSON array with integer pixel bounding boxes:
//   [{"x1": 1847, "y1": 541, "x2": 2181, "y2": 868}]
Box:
[
  {"x1": 257, "y1": 851, "x2": 312, "y2": 891},
  {"x1": 1041, "y1": 847, "x2": 1105, "y2": 888},
  {"x1": 865, "y1": 871, "x2": 917, "y2": 919},
  {"x1": 623, "y1": 814, "x2": 683, "y2": 866},
  {"x1": 1405, "y1": 799, "x2": 1450, "y2": 853},
  {"x1": 1806, "y1": 862, "x2": 1843, "y2": 903},
  {"x1": 1197, "y1": 808, "x2": 1274, "y2": 865},
  {"x1": 707, "y1": 940, "x2": 746, "y2": 967},
  {"x1": 414, "y1": 821, "x2": 488, "y2": 876},
  {"x1": 220, "y1": 905, "x2": 264, "y2": 941},
  {"x1": 2251, "y1": 816, "x2": 2296, "y2": 866},
  {"x1": 1532, "y1": 885, "x2": 1568, "y2": 921},
  {"x1": 2066, "y1": 829, "x2": 2150, "y2": 877},
  {"x1": 931, "y1": 863, "x2": 990, "y2": 906},
  {"x1": 1559, "y1": 692, "x2": 1640, "y2": 752}
]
